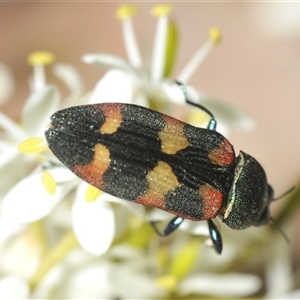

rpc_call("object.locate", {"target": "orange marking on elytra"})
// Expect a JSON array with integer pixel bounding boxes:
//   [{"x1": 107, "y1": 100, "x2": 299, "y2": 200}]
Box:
[
  {"x1": 136, "y1": 161, "x2": 181, "y2": 209},
  {"x1": 99, "y1": 104, "x2": 123, "y2": 134},
  {"x1": 208, "y1": 138, "x2": 235, "y2": 165},
  {"x1": 73, "y1": 143, "x2": 110, "y2": 190},
  {"x1": 199, "y1": 184, "x2": 223, "y2": 219},
  {"x1": 159, "y1": 115, "x2": 191, "y2": 155}
]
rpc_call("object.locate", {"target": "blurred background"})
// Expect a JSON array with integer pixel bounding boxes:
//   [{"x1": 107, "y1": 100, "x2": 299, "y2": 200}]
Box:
[{"x1": 0, "y1": 2, "x2": 300, "y2": 297}]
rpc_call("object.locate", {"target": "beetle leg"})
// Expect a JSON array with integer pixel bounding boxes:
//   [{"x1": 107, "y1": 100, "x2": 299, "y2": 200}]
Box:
[
  {"x1": 174, "y1": 80, "x2": 217, "y2": 131},
  {"x1": 150, "y1": 216, "x2": 184, "y2": 236},
  {"x1": 207, "y1": 219, "x2": 222, "y2": 254}
]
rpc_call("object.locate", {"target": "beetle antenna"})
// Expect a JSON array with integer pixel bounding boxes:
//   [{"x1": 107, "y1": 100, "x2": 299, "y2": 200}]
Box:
[
  {"x1": 174, "y1": 80, "x2": 217, "y2": 131},
  {"x1": 273, "y1": 186, "x2": 295, "y2": 202},
  {"x1": 270, "y1": 217, "x2": 291, "y2": 245}
]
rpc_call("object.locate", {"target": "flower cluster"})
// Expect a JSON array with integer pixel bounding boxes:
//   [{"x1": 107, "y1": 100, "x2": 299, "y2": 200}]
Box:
[{"x1": 0, "y1": 4, "x2": 298, "y2": 299}]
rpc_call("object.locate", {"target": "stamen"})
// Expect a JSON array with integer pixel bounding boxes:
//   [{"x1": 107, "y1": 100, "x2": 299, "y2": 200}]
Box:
[
  {"x1": 177, "y1": 27, "x2": 221, "y2": 84},
  {"x1": 18, "y1": 137, "x2": 46, "y2": 154},
  {"x1": 209, "y1": 27, "x2": 221, "y2": 45},
  {"x1": 116, "y1": 4, "x2": 137, "y2": 20},
  {"x1": 116, "y1": 4, "x2": 142, "y2": 68},
  {"x1": 151, "y1": 4, "x2": 173, "y2": 81},
  {"x1": 27, "y1": 51, "x2": 56, "y2": 91},
  {"x1": 41, "y1": 170, "x2": 56, "y2": 195},
  {"x1": 85, "y1": 185, "x2": 102, "y2": 202},
  {"x1": 151, "y1": 4, "x2": 173, "y2": 17},
  {"x1": 27, "y1": 51, "x2": 56, "y2": 66}
]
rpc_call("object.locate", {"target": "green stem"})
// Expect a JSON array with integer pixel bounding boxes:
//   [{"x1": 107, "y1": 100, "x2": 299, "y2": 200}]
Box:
[{"x1": 29, "y1": 231, "x2": 79, "y2": 291}]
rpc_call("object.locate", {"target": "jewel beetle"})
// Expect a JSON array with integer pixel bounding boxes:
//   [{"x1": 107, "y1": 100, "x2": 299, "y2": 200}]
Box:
[{"x1": 44, "y1": 84, "x2": 275, "y2": 254}]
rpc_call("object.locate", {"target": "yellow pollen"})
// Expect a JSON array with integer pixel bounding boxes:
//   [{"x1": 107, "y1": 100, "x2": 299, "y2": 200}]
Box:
[
  {"x1": 209, "y1": 27, "x2": 221, "y2": 45},
  {"x1": 85, "y1": 185, "x2": 102, "y2": 202},
  {"x1": 41, "y1": 171, "x2": 56, "y2": 195},
  {"x1": 155, "y1": 275, "x2": 177, "y2": 292},
  {"x1": 27, "y1": 51, "x2": 56, "y2": 66},
  {"x1": 116, "y1": 4, "x2": 138, "y2": 20},
  {"x1": 151, "y1": 4, "x2": 173, "y2": 17},
  {"x1": 18, "y1": 137, "x2": 46, "y2": 154}
]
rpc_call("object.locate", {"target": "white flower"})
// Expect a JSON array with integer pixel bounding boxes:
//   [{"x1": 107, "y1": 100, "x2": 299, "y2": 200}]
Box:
[
  {"x1": 83, "y1": 4, "x2": 254, "y2": 136},
  {"x1": 178, "y1": 272, "x2": 262, "y2": 297},
  {"x1": 0, "y1": 276, "x2": 29, "y2": 299},
  {"x1": 0, "y1": 51, "x2": 144, "y2": 256}
]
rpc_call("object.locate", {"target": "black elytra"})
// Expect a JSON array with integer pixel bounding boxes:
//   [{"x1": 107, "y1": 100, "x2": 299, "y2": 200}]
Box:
[{"x1": 45, "y1": 81, "x2": 276, "y2": 254}]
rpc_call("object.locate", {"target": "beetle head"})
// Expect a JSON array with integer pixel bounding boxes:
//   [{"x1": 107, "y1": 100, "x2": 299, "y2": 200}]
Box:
[{"x1": 222, "y1": 151, "x2": 274, "y2": 230}]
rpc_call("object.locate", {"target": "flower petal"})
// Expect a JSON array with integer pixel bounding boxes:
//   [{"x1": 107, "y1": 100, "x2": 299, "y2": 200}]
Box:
[
  {"x1": 200, "y1": 94, "x2": 255, "y2": 131},
  {"x1": 179, "y1": 273, "x2": 262, "y2": 297},
  {"x1": 0, "y1": 218, "x2": 24, "y2": 244},
  {"x1": 82, "y1": 53, "x2": 139, "y2": 77},
  {"x1": 0, "y1": 148, "x2": 33, "y2": 196},
  {"x1": 1, "y1": 173, "x2": 76, "y2": 223},
  {"x1": 53, "y1": 63, "x2": 85, "y2": 107},
  {"x1": 160, "y1": 82, "x2": 254, "y2": 132},
  {"x1": 0, "y1": 276, "x2": 29, "y2": 299},
  {"x1": 0, "y1": 111, "x2": 26, "y2": 142},
  {"x1": 100, "y1": 193, "x2": 145, "y2": 218},
  {"x1": 89, "y1": 70, "x2": 133, "y2": 104},
  {"x1": 21, "y1": 84, "x2": 60, "y2": 136},
  {"x1": 72, "y1": 182, "x2": 115, "y2": 256},
  {"x1": 266, "y1": 239, "x2": 292, "y2": 297}
]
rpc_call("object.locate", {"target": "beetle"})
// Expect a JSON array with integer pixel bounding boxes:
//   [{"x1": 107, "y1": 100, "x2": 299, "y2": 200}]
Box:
[{"x1": 44, "y1": 84, "x2": 274, "y2": 254}]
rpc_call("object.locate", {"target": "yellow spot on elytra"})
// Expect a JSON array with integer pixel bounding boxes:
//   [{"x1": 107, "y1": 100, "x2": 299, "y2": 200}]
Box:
[
  {"x1": 100, "y1": 106, "x2": 123, "y2": 134},
  {"x1": 151, "y1": 4, "x2": 173, "y2": 17},
  {"x1": 116, "y1": 4, "x2": 138, "y2": 20},
  {"x1": 18, "y1": 137, "x2": 46, "y2": 154},
  {"x1": 27, "y1": 51, "x2": 56, "y2": 66},
  {"x1": 159, "y1": 116, "x2": 190, "y2": 155},
  {"x1": 41, "y1": 171, "x2": 56, "y2": 195},
  {"x1": 73, "y1": 143, "x2": 110, "y2": 190},
  {"x1": 136, "y1": 161, "x2": 180, "y2": 208},
  {"x1": 209, "y1": 27, "x2": 221, "y2": 45},
  {"x1": 85, "y1": 185, "x2": 102, "y2": 202}
]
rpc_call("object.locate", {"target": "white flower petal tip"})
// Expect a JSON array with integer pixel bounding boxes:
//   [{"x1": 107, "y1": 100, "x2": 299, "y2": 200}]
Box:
[
  {"x1": 179, "y1": 273, "x2": 262, "y2": 297},
  {"x1": 21, "y1": 84, "x2": 60, "y2": 136},
  {"x1": 0, "y1": 276, "x2": 29, "y2": 299},
  {"x1": 72, "y1": 184, "x2": 115, "y2": 256},
  {"x1": 53, "y1": 63, "x2": 85, "y2": 106},
  {"x1": 1, "y1": 173, "x2": 75, "y2": 223},
  {"x1": 89, "y1": 70, "x2": 132, "y2": 104},
  {"x1": 82, "y1": 54, "x2": 134, "y2": 74}
]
